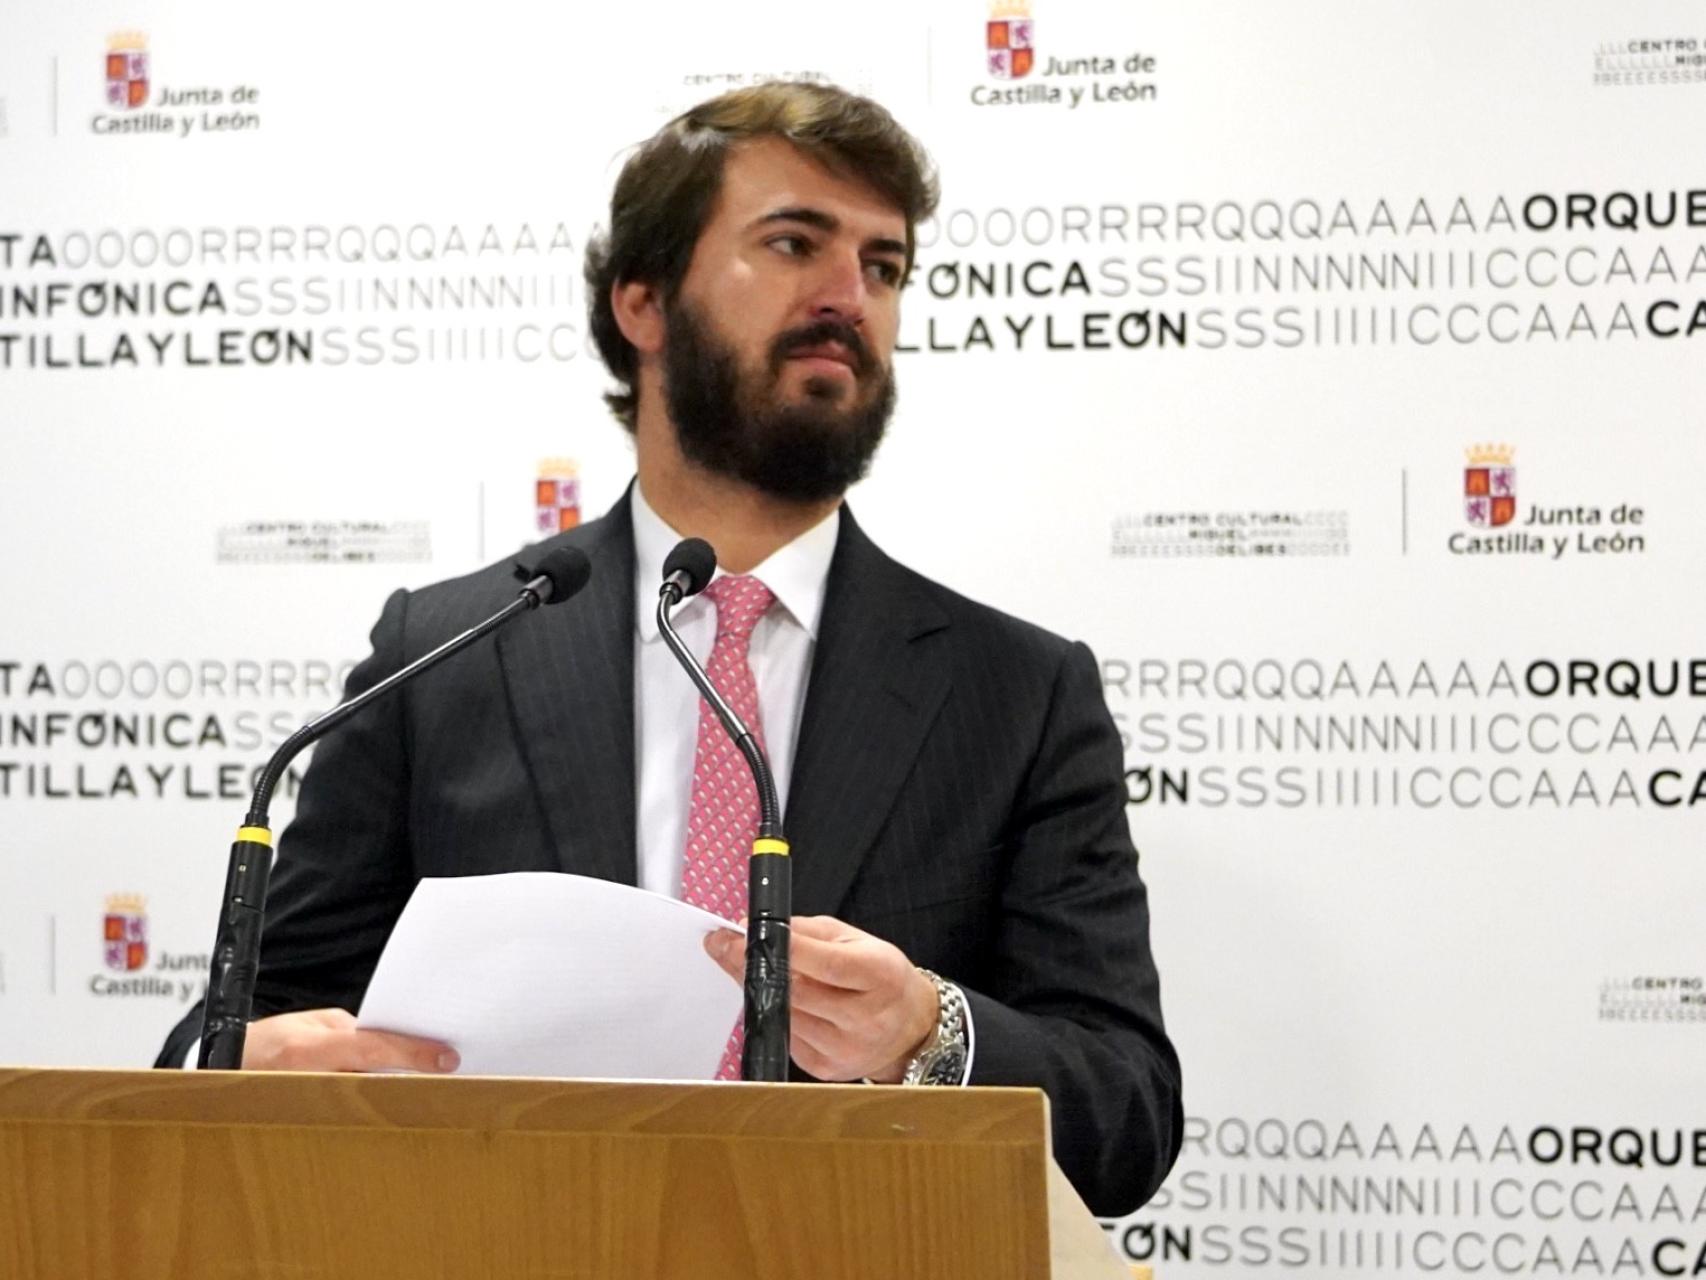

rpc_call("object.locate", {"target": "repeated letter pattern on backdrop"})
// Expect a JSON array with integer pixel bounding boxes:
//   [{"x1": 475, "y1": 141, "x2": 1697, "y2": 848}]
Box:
[{"x1": 3, "y1": 3, "x2": 1704, "y2": 1275}]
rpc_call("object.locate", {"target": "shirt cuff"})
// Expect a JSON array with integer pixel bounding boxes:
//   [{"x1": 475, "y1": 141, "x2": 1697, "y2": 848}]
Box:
[{"x1": 954, "y1": 981, "x2": 976, "y2": 1086}]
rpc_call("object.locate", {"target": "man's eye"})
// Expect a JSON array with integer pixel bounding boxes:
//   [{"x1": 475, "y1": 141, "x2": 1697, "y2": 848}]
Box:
[
  {"x1": 865, "y1": 261, "x2": 902, "y2": 287},
  {"x1": 770, "y1": 234, "x2": 811, "y2": 256}
]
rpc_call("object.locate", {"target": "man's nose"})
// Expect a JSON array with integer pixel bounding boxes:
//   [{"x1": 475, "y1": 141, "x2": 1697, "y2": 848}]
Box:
[{"x1": 806, "y1": 249, "x2": 868, "y2": 326}]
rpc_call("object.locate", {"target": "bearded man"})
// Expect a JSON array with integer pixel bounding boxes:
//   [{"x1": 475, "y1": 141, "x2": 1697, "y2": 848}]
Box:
[{"x1": 158, "y1": 81, "x2": 1182, "y2": 1216}]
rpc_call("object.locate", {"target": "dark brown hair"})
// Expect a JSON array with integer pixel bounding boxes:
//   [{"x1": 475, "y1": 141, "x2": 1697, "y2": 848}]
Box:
[{"x1": 584, "y1": 81, "x2": 939, "y2": 431}]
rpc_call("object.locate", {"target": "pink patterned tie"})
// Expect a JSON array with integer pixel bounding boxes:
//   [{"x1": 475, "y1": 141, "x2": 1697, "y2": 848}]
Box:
[{"x1": 681, "y1": 573, "x2": 775, "y2": 1079}]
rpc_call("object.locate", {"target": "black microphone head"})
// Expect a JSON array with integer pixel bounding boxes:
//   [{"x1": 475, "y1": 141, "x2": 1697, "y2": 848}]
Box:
[
  {"x1": 521, "y1": 545, "x2": 592, "y2": 605},
  {"x1": 662, "y1": 538, "x2": 717, "y2": 599}
]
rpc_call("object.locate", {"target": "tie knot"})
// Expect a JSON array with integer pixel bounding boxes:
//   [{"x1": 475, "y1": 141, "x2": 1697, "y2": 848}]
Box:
[{"x1": 704, "y1": 574, "x2": 775, "y2": 642}]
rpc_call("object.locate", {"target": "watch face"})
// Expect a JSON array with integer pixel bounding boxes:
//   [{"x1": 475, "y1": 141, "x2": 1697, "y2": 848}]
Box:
[
  {"x1": 931, "y1": 1044, "x2": 968, "y2": 1085},
  {"x1": 909, "y1": 1038, "x2": 967, "y2": 1086}
]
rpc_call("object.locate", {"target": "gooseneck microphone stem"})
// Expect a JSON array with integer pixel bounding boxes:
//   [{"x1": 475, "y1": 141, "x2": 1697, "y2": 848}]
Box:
[
  {"x1": 658, "y1": 561, "x2": 792, "y2": 1083},
  {"x1": 198, "y1": 553, "x2": 590, "y2": 1070},
  {"x1": 248, "y1": 594, "x2": 534, "y2": 822},
  {"x1": 655, "y1": 598, "x2": 782, "y2": 832}
]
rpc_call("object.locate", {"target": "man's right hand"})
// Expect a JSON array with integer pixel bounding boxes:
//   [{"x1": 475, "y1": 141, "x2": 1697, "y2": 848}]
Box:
[{"x1": 239, "y1": 1008, "x2": 460, "y2": 1073}]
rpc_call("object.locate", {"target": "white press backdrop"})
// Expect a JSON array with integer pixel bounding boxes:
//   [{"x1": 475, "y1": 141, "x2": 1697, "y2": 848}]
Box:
[{"x1": 3, "y1": 3, "x2": 1704, "y2": 1274}]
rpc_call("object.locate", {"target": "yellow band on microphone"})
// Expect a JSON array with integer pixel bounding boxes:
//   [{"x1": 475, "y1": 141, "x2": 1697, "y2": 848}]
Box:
[
  {"x1": 752, "y1": 838, "x2": 790, "y2": 857},
  {"x1": 236, "y1": 826, "x2": 274, "y2": 847}
]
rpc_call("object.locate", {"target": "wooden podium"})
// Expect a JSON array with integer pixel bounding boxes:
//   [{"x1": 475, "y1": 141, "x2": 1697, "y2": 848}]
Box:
[{"x1": 0, "y1": 1068, "x2": 1131, "y2": 1279}]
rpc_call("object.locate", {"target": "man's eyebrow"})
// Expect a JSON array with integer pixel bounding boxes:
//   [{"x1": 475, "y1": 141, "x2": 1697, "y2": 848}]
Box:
[{"x1": 753, "y1": 206, "x2": 908, "y2": 258}]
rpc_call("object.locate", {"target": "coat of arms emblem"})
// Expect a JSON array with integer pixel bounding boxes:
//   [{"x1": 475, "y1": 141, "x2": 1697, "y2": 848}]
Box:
[
  {"x1": 536, "y1": 458, "x2": 582, "y2": 534},
  {"x1": 1464, "y1": 444, "x2": 1516, "y2": 528},
  {"x1": 104, "y1": 894, "x2": 148, "y2": 972},
  {"x1": 988, "y1": 1, "x2": 1036, "y2": 80},
  {"x1": 105, "y1": 32, "x2": 150, "y2": 110}
]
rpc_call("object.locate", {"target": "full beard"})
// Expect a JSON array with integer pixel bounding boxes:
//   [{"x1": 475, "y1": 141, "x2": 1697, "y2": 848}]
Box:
[{"x1": 661, "y1": 299, "x2": 897, "y2": 504}]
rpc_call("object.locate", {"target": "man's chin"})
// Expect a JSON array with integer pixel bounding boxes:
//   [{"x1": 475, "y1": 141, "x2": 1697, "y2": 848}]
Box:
[
  {"x1": 777, "y1": 364, "x2": 858, "y2": 401},
  {"x1": 776, "y1": 369, "x2": 881, "y2": 408},
  {"x1": 799, "y1": 377, "x2": 858, "y2": 404},
  {"x1": 767, "y1": 405, "x2": 880, "y2": 440}
]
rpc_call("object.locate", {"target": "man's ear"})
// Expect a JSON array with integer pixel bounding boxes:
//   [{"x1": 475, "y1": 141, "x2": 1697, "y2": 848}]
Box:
[{"x1": 611, "y1": 279, "x2": 665, "y2": 356}]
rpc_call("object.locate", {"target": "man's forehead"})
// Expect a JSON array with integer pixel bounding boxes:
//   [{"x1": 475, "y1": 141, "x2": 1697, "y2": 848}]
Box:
[{"x1": 714, "y1": 137, "x2": 907, "y2": 239}]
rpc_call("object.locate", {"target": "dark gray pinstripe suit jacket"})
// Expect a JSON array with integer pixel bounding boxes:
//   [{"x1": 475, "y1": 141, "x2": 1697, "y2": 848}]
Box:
[{"x1": 160, "y1": 489, "x2": 1182, "y2": 1214}]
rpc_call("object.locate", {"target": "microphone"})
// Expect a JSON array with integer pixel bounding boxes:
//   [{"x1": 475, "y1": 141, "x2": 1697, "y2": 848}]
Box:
[
  {"x1": 197, "y1": 545, "x2": 593, "y2": 1070},
  {"x1": 656, "y1": 538, "x2": 792, "y2": 1083},
  {"x1": 660, "y1": 536, "x2": 716, "y2": 607}
]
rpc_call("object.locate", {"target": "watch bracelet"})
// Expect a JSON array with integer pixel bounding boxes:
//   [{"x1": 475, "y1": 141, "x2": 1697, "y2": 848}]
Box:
[{"x1": 902, "y1": 968, "x2": 968, "y2": 1086}]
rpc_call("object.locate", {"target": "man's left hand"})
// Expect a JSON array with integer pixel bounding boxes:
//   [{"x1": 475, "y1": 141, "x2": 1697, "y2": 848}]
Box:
[{"x1": 704, "y1": 915, "x2": 938, "y2": 1083}]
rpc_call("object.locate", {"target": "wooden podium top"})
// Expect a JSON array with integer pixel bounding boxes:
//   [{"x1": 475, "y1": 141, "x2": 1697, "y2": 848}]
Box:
[{"x1": 0, "y1": 1067, "x2": 1129, "y2": 1279}]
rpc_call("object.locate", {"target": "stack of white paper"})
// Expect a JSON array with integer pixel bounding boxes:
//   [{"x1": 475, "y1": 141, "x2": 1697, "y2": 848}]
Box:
[{"x1": 357, "y1": 872, "x2": 744, "y2": 1080}]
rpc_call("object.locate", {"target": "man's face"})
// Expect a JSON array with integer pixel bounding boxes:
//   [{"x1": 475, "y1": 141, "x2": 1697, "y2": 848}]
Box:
[{"x1": 660, "y1": 136, "x2": 908, "y2": 503}]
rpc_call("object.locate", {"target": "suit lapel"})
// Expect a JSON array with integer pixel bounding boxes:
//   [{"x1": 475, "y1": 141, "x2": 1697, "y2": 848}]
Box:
[
  {"x1": 786, "y1": 509, "x2": 951, "y2": 919},
  {"x1": 497, "y1": 493, "x2": 638, "y2": 886}
]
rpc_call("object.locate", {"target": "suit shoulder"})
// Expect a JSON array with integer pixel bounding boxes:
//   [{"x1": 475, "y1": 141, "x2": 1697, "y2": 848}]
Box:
[
  {"x1": 891, "y1": 559, "x2": 1082, "y2": 668},
  {"x1": 390, "y1": 512, "x2": 618, "y2": 639}
]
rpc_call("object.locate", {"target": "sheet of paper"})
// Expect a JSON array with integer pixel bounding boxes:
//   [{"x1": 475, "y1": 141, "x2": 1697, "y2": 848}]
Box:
[{"x1": 357, "y1": 872, "x2": 743, "y2": 1080}]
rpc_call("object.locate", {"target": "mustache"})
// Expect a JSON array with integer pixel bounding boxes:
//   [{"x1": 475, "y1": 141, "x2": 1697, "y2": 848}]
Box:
[{"x1": 769, "y1": 321, "x2": 874, "y2": 377}]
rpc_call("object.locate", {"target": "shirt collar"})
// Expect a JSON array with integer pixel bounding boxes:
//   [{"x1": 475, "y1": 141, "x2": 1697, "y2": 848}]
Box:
[{"x1": 632, "y1": 480, "x2": 840, "y2": 643}]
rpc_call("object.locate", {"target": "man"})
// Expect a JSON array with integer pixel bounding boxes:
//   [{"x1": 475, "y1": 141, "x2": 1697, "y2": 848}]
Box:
[{"x1": 159, "y1": 82, "x2": 1181, "y2": 1214}]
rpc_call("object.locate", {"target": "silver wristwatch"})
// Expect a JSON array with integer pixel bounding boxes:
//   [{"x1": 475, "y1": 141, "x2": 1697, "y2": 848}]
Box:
[{"x1": 902, "y1": 969, "x2": 969, "y2": 1086}]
